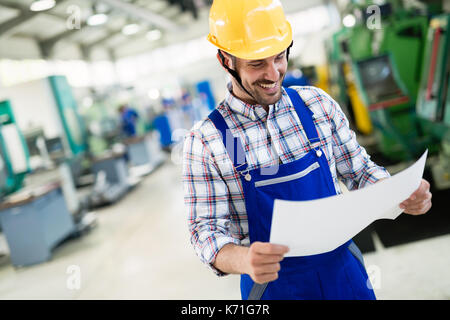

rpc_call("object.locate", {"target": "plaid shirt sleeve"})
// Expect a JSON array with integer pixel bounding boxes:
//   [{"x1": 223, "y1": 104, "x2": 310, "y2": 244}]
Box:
[
  {"x1": 182, "y1": 127, "x2": 241, "y2": 276},
  {"x1": 316, "y1": 88, "x2": 391, "y2": 190}
]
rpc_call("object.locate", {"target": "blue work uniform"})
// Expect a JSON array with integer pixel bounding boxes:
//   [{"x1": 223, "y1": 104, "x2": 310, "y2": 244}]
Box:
[
  {"x1": 208, "y1": 87, "x2": 375, "y2": 300},
  {"x1": 121, "y1": 108, "x2": 139, "y2": 137}
]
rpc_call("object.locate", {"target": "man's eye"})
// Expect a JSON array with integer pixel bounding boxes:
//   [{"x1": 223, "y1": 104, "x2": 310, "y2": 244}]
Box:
[
  {"x1": 249, "y1": 63, "x2": 263, "y2": 68},
  {"x1": 276, "y1": 54, "x2": 285, "y2": 60}
]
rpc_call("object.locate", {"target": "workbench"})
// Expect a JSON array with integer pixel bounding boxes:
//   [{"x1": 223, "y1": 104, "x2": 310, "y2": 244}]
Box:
[
  {"x1": 123, "y1": 132, "x2": 166, "y2": 174},
  {"x1": 91, "y1": 151, "x2": 129, "y2": 186},
  {"x1": 89, "y1": 151, "x2": 134, "y2": 207},
  {"x1": 0, "y1": 181, "x2": 75, "y2": 267}
]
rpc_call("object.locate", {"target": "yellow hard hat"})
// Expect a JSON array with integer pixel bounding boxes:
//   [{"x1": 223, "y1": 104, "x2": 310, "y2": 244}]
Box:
[{"x1": 207, "y1": 0, "x2": 293, "y2": 60}]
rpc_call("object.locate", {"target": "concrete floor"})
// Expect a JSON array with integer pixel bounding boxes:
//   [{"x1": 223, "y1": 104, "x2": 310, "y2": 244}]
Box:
[{"x1": 0, "y1": 160, "x2": 449, "y2": 300}]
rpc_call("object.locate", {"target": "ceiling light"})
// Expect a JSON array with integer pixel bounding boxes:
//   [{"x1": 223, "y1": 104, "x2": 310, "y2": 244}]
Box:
[
  {"x1": 122, "y1": 23, "x2": 140, "y2": 36},
  {"x1": 148, "y1": 89, "x2": 160, "y2": 100},
  {"x1": 146, "y1": 29, "x2": 162, "y2": 41},
  {"x1": 87, "y1": 13, "x2": 108, "y2": 26},
  {"x1": 343, "y1": 14, "x2": 356, "y2": 28},
  {"x1": 30, "y1": 0, "x2": 55, "y2": 12}
]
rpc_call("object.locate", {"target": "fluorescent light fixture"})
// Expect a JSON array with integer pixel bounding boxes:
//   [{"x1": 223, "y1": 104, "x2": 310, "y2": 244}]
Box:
[
  {"x1": 87, "y1": 13, "x2": 108, "y2": 26},
  {"x1": 343, "y1": 14, "x2": 356, "y2": 28},
  {"x1": 148, "y1": 89, "x2": 160, "y2": 100},
  {"x1": 122, "y1": 23, "x2": 140, "y2": 36},
  {"x1": 30, "y1": 0, "x2": 55, "y2": 12},
  {"x1": 146, "y1": 29, "x2": 162, "y2": 41}
]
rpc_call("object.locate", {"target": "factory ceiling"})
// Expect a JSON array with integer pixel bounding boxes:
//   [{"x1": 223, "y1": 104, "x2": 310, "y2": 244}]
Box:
[{"x1": 0, "y1": 0, "x2": 327, "y2": 60}]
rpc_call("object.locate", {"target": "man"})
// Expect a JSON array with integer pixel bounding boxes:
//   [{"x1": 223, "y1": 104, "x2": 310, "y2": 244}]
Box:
[
  {"x1": 182, "y1": 0, "x2": 432, "y2": 300},
  {"x1": 118, "y1": 104, "x2": 139, "y2": 137}
]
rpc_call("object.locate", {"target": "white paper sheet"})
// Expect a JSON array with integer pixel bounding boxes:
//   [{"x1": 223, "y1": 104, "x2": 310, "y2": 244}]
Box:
[{"x1": 269, "y1": 150, "x2": 428, "y2": 257}]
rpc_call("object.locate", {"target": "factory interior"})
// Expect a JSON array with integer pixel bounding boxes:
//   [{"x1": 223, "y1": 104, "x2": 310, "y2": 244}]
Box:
[{"x1": 0, "y1": 0, "x2": 449, "y2": 300}]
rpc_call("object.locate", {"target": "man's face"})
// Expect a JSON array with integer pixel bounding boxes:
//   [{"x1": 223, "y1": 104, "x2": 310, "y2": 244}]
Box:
[{"x1": 231, "y1": 51, "x2": 288, "y2": 106}]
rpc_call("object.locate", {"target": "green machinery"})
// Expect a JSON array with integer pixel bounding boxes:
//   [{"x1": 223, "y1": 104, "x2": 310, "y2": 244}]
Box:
[
  {"x1": 48, "y1": 75, "x2": 88, "y2": 158},
  {"x1": 81, "y1": 98, "x2": 120, "y2": 158},
  {"x1": 46, "y1": 75, "x2": 89, "y2": 187},
  {"x1": 416, "y1": 14, "x2": 450, "y2": 189},
  {"x1": 416, "y1": 14, "x2": 450, "y2": 136},
  {"x1": 79, "y1": 91, "x2": 149, "y2": 158},
  {"x1": 329, "y1": 0, "x2": 448, "y2": 165},
  {"x1": 3, "y1": 75, "x2": 88, "y2": 186},
  {"x1": 0, "y1": 100, "x2": 30, "y2": 196}
]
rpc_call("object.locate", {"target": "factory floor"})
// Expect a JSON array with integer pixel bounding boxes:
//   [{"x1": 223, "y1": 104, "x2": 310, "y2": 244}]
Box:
[{"x1": 0, "y1": 159, "x2": 449, "y2": 300}]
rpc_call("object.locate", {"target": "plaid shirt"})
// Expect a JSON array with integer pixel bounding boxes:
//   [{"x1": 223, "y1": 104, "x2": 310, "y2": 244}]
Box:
[{"x1": 182, "y1": 84, "x2": 390, "y2": 275}]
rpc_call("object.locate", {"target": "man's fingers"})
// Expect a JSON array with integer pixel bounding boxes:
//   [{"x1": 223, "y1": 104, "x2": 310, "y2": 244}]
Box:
[
  {"x1": 416, "y1": 179, "x2": 430, "y2": 193},
  {"x1": 407, "y1": 179, "x2": 430, "y2": 200},
  {"x1": 254, "y1": 262, "x2": 281, "y2": 275},
  {"x1": 247, "y1": 242, "x2": 287, "y2": 284},
  {"x1": 400, "y1": 191, "x2": 432, "y2": 209},
  {"x1": 405, "y1": 199, "x2": 432, "y2": 212},
  {"x1": 253, "y1": 272, "x2": 279, "y2": 284},
  {"x1": 251, "y1": 253, "x2": 285, "y2": 264},
  {"x1": 251, "y1": 242, "x2": 289, "y2": 255},
  {"x1": 405, "y1": 201, "x2": 432, "y2": 215}
]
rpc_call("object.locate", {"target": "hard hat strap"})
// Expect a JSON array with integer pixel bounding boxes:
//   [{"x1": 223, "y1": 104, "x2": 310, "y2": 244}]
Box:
[
  {"x1": 217, "y1": 50, "x2": 256, "y2": 100},
  {"x1": 286, "y1": 41, "x2": 293, "y2": 62},
  {"x1": 217, "y1": 41, "x2": 293, "y2": 102}
]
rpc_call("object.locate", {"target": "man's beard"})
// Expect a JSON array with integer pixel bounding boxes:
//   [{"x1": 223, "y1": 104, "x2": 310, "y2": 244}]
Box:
[{"x1": 243, "y1": 73, "x2": 286, "y2": 106}]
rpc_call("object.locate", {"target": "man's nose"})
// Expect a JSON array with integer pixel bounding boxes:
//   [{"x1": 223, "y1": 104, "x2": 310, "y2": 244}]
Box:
[{"x1": 264, "y1": 62, "x2": 280, "y2": 82}]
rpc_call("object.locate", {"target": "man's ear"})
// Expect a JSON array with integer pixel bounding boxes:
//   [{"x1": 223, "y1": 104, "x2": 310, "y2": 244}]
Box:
[{"x1": 216, "y1": 50, "x2": 233, "y2": 70}]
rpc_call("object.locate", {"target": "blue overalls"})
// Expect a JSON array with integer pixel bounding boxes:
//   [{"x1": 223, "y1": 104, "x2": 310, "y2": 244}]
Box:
[{"x1": 208, "y1": 88, "x2": 376, "y2": 300}]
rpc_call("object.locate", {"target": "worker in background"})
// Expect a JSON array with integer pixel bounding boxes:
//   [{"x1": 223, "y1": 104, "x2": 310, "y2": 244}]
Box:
[
  {"x1": 118, "y1": 104, "x2": 139, "y2": 137},
  {"x1": 182, "y1": 0, "x2": 432, "y2": 300},
  {"x1": 282, "y1": 67, "x2": 311, "y2": 87},
  {"x1": 180, "y1": 90, "x2": 196, "y2": 129}
]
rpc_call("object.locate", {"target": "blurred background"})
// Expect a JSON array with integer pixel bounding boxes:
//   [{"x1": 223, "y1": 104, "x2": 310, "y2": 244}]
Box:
[{"x1": 0, "y1": 0, "x2": 448, "y2": 299}]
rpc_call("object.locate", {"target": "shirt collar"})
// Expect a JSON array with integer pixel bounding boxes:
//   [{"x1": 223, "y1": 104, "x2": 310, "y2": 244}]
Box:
[{"x1": 224, "y1": 82, "x2": 288, "y2": 122}]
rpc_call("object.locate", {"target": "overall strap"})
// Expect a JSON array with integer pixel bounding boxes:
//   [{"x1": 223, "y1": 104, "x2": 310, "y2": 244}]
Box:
[
  {"x1": 208, "y1": 109, "x2": 248, "y2": 170},
  {"x1": 285, "y1": 87, "x2": 321, "y2": 147}
]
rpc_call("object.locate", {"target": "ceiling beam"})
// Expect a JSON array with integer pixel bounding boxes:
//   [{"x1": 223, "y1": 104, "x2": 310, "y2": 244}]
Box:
[
  {"x1": 99, "y1": 0, "x2": 179, "y2": 32},
  {"x1": 0, "y1": 0, "x2": 28, "y2": 11},
  {"x1": 0, "y1": 0, "x2": 70, "y2": 23},
  {"x1": 38, "y1": 18, "x2": 91, "y2": 58},
  {"x1": 0, "y1": 10, "x2": 39, "y2": 37},
  {"x1": 0, "y1": 0, "x2": 69, "y2": 39}
]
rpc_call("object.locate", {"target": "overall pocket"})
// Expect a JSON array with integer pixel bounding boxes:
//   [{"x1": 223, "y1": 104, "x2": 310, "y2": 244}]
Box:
[{"x1": 255, "y1": 162, "x2": 320, "y2": 187}]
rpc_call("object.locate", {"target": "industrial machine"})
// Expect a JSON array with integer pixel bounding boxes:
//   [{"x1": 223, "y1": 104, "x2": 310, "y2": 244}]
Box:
[
  {"x1": 0, "y1": 76, "x2": 99, "y2": 233},
  {"x1": 48, "y1": 75, "x2": 88, "y2": 157},
  {"x1": 0, "y1": 101, "x2": 79, "y2": 267},
  {"x1": 3, "y1": 76, "x2": 145, "y2": 207},
  {"x1": 1, "y1": 75, "x2": 88, "y2": 176},
  {"x1": 327, "y1": 27, "x2": 373, "y2": 135},
  {"x1": 81, "y1": 96, "x2": 121, "y2": 158},
  {"x1": 0, "y1": 100, "x2": 30, "y2": 198},
  {"x1": 326, "y1": 0, "x2": 449, "y2": 251},
  {"x1": 416, "y1": 14, "x2": 450, "y2": 189},
  {"x1": 0, "y1": 181, "x2": 76, "y2": 267},
  {"x1": 329, "y1": 0, "x2": 447, "y2": 164}
]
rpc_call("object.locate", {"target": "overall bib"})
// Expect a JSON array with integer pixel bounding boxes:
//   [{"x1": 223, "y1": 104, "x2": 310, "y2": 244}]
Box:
[{"x1": 208, "y1": 88, "x2": 376, "y2": 300}]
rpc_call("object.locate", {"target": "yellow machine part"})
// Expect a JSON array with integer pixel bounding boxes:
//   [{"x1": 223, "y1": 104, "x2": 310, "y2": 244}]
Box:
[
  {"x1": 315, "y1": 64, "x2": 331, "y2": 94},
  {"x1": 343, "y1": 63, "x2": 373, "y2": 135}
]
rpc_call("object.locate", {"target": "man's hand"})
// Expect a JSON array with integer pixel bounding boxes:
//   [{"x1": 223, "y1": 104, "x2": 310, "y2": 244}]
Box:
[
  {"x1": 399, "y1": 179, "x2": 432, "y2": 215},
  {"x1": 244, "y1": 242, "x2": 289, "y2": 284}
]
